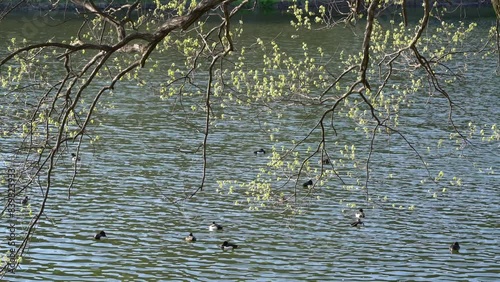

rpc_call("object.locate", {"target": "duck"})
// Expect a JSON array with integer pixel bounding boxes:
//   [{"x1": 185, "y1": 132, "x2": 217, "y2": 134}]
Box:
[
  {"x1": 449, "y1": 242, "x2": 460, "y2": 253},
  {"x1": 71, "y1": 153, "x2": 81, "y2": 162},
  {"x1": 254, "y1": 149, "x2": 266, "y2": 155},
  {"x1": 351, "y1": 218, "x2": 365, "y2": 227},
  {"x1": 220, "y1": 241, "x2": 238, "y2": 250},
  {"x1": 22, "y1": 196, "x2": 29, "y2": 205},
  {"x1": 355, "y1": 208, "x2": 365, "y2": 219},
  {"x1": 185, "y1": 232, "x2": 196, "y2": 242},
  {"x1": 94, "y1": 231, "x2": 107, "y2": 240},
  {"x1": 321, "y1": 156, "x2": 330, "y2": 165},
  {"x1": 209, "y1": 221, "x2": 223, "y2": 231},
  {"x1": 302, "y1": 179, "x2": 313, "y2": 188}
]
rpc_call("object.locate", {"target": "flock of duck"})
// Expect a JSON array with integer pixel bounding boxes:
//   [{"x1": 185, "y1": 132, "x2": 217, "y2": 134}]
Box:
[
  {"x1": 183, "y1": 222, "x2": 238, "y2": 250},
  {"x1": 93, "y1": 221, "x2": 237, "y2": 250},
  {"x1": 346, "y1": 209, "x2": 460, "y2": 253},
  {"x1": 89, "y1": 149, "x2": 461, "y2": 254},
  {"x1": 92, "y1": 208, "x2": 459, "y2": 252},
  {"x1": 92, "y1": 210, "x2": 367, "y2": 250}
]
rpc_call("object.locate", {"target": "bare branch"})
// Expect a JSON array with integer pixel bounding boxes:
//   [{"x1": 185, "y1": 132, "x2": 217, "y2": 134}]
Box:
[{"x1": 359, "y1": 0, "x2": 379, "y2": 91}]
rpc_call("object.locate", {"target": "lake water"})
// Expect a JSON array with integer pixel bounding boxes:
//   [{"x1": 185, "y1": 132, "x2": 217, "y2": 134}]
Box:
[{"x1": 1, "y1": 11, "x2": 499, "y2": 281}]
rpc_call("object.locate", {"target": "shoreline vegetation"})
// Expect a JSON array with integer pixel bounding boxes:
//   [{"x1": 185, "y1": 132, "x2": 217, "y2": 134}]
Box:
[{"x1": 0, "y1": 0, "x2": 494, "y2": 13}]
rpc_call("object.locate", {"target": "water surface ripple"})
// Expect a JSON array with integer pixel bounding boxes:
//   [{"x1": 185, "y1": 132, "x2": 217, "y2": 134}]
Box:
[{"x1": 2, "y1": 15, "x2": 499, "y2": 282}]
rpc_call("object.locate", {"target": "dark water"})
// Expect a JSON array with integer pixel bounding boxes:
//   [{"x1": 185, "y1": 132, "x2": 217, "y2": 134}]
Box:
[{"x1": 1, "y1": 12, "x2": 499, "y2": 281}]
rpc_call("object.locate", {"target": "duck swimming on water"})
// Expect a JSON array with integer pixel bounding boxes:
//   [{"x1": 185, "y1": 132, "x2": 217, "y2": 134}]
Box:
[
  {"x1": 209, "y1": 222, "x2": 223, "y2": 231},
  {"x1": 321, "y1": 156, "x2": 330, "y2": 165},
  {"x1": 220, "y1": 241, "x2": 238, "y2": 250},
  {"x1": 355, "y1": 208, "x2": 365, "y2": 219},
  {"x1": 94, "y1": 231, "x2": 107, "y2": 240},
  {"x1": 303, "y1": 180, "x2": 313, "y2": 188},
  {"x1": 185, "y1": 232, "x2": 197, "y2": 242},
  {"x1": 71, "y1": 153, "x2": 81, "y2": 162},
  {"x1": 254, "y1": 149, "x2": 266, "y2": 155},
  {"x1": 449, "y1": 242, "x2": 460, "y2": 253}
]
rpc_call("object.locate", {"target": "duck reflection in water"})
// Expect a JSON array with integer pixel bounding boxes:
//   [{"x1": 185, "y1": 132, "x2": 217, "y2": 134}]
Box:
[{"x1": 351, "y1": 218, "x2": 365, "y2": 227}]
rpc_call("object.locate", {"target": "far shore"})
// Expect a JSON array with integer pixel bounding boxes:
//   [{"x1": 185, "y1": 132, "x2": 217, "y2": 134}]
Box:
[{"x1": 1, "y1": 0, "x2": 494, "y2": 14}]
